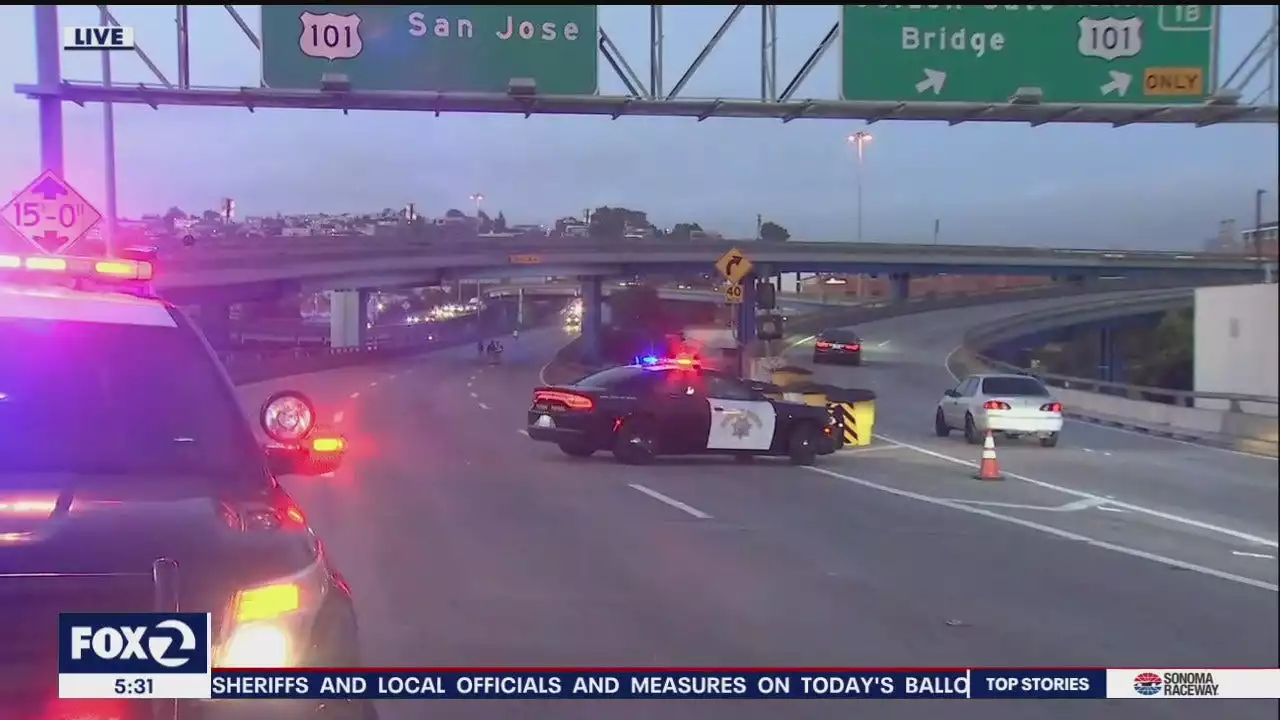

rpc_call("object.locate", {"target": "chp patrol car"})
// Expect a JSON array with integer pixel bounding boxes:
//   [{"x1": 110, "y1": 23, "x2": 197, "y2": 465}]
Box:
[
  {"x1": 526, "y1": 355, "x2": 840, "y2": 464},
  {"x1": 0, "y1": 249, "x2": 374, "y2": 720}
]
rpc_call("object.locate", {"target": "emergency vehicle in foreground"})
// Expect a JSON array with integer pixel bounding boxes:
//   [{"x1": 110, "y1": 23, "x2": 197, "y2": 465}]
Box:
[
  {"x1": 527, "y1": 355, "x2": 841, "y2": 464},
  {"x1": 0, "y1": 250, "x2": 375, "y2": 719}
]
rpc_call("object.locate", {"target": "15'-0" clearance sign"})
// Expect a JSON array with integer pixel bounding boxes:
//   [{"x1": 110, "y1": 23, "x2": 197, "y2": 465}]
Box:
[{"x1": 1, "y1": 170, "x2": 103, "y2": 255}]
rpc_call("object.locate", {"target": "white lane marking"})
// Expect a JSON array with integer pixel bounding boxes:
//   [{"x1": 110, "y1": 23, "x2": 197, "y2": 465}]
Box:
[
  {"x1": 876, "y1": 340, "x2": 891, "y2": 349},
  {"x1": 333, "y1": 411, "x2": 345, "y2": 424},
  {"x1": 1232, "y1": 551, "x2": 1276, "y2": 560},
  {"x1": 876, "y1": 433, "x2": 1279, "y2": 549},
  {"x1": 478, "y1": 402, "x2": 491, "y2": 411},
  {"x1": 938, "y1": 497, "x2": 1109, "y2": 513},
  {"x1": 470, "y1": 392, "x2": 479, "y2": 398},
  {"x1": 628, "y1": 483, "x2": 713, "y2": 520},
  {"x1": 943, "y1": 344, "x2": 1277, "y2": 462},
  {"x1": 388, "y1": 374, "x2": 398, "y2": 379},
  {"x1": 349, "y1": 392, "x2": 360, "y2": 399},
  {"x1": 517, "y1": 429, "x2": 529, "y2": 436},
  {"x1": 467, "y1": 381, "x2": 473, "y2": 388},
  {"x1": 369, "y1": 381, "x2": 378, "y2": 387},
  {"x1": 1097, "y1": 506, "x2": 1128, "y2": 513},
  {"x1": 320, "y1": 471, "x2": 337, "y2": 479},
  {"x1": 805, "y1": 466, "x2": 1277, "y2": 592}
]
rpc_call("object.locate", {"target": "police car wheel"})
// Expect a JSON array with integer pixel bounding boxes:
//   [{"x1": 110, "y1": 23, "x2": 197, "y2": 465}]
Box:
[
  {"x1": 1040, "y1": 433, "x2": 1060, "y2": 448},
  {"x1": 613, "y1": 418, "x2": 657, "y2": 464},
  {"x1": 787, "y1": 423, "x2": 820, "y2": 466}
]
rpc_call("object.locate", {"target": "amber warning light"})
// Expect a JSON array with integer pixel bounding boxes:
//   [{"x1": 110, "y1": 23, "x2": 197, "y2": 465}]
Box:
[{"x1": 63, "y1": 26, "x2": 136, "y2": 51}]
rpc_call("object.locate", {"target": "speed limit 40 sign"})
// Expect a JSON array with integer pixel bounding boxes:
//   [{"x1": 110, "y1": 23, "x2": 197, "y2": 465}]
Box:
[{"x1": 723, "y1": 283, "x2": 744, "y2": 304}]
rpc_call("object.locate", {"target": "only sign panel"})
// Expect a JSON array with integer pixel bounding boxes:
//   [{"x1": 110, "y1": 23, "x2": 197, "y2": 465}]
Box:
[
  {"x1": 724, "y1": 284, "x2": 744, "y2": 304},
  {"x1": 715, "y1": 248, "x2": 753, "y2": 285},
  {"x1": 1, "y1": 171, "x2": 103, "y2": 255}
]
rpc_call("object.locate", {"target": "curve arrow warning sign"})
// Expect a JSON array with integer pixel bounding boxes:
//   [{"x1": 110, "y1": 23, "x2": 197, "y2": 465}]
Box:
[{"x1": 0, "y1": 170, "x2": 103, "y2": 255}]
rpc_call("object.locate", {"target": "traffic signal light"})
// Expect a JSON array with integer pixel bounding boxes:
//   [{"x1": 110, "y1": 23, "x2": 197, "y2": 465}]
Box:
[{"x1": 756, "y1": 280, "x2": 776, "y2": 310}]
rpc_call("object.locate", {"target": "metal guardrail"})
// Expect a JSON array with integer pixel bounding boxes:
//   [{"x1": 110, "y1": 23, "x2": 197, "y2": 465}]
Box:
[
  {"x1": 960, "y1": 291, "x2": 1279, "y2": 413},
  {"x1": 159, "y1": 234, "x2": 1272, "y2": 263}
]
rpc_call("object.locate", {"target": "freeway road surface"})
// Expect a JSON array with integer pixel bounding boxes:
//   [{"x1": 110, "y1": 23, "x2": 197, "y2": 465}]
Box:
[{"x1": 236, "y1": 316, "x2": 1277, "y2": 720}]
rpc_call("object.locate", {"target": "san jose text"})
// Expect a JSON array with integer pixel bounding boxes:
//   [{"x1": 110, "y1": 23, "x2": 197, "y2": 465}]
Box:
[{"x1": 408, "y1": 11, "x2": 584, "y2": 42}]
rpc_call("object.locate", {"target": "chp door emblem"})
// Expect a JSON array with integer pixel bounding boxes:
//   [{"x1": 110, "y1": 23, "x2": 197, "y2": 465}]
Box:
[
  {"x1": 299, "y1": 11, "x2": 364, "y2": 61},
  {"x1": 721, "y1": 409, "x2": 763, "y2": 439}
]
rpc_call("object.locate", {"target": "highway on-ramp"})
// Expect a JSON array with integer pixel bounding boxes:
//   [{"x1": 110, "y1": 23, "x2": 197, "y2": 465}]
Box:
[{"x1": 235, "y1": 308, "x2": 1277, "y2": 720}]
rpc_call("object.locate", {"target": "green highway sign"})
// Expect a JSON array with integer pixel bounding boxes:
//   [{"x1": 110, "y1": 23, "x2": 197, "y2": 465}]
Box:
[
  {"x1": 261, "y1": 5, "x2": 599, "y2": 95},
  {"x1": 841, "y1": 5, "x2": 1217, "y2": 105}
]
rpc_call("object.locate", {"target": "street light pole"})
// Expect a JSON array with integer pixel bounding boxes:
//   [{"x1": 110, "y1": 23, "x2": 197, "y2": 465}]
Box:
[
  {"x1": 469, "y1": 193, "x2": 484, "y2": 216},
  {"x1": 847, "y1": 131, "x2": 872, "y2": 244},
  {"x1": 847, "y1": 131, "x2": 872, "y2": 298}
]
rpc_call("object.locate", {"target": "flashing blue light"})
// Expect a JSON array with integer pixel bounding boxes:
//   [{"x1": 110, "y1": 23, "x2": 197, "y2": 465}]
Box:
[{"x1": 640, "y1": 355, "x2": 660, "y2": 366}]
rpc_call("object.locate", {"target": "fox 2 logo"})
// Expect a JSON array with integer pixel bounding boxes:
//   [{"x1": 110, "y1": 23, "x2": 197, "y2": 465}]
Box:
[{"x1": 59, "y1": 613, "x2": 212, "y2": 674}]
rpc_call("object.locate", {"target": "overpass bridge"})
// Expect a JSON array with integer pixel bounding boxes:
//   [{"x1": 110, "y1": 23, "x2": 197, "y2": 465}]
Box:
[
  {"x1": 153, "y1": 237, "x2": 1273, "y2": 360},
  {"x1": 149, "y1": 237, "x2": 1269, "y2": 359}
]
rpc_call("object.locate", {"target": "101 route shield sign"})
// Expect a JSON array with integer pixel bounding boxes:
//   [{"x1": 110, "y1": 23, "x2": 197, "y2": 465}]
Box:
[
  {"x1": 842, "y1": 5, "x2": 1216, "y2": 105},
  {"x1": 1, "y1": 171, "x2": 103, "y2": 255}
]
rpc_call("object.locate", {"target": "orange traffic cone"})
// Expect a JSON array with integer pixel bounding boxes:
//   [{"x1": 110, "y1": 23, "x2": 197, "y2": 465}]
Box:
[{"x1": 975, "y1": 430, "x2": 1003, "y2": 481}]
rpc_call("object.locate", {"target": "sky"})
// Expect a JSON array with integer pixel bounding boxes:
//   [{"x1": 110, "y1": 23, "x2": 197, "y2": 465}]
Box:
[{"x1": 0, "y1": 4, "x2": 1277, "y2": 249}]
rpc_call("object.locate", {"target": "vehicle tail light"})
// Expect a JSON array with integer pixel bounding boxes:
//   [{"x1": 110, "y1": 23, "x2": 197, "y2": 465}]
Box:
[
  {"x1": 983, "y1": 400, "x2": 1012, "y2": 410},
  {"x1": 534, "y1": 389, "x2": 594, "y2": 410},
  {"x1": 1041, "y1": 402, "x2": 1063, "y2": 413},
  {"x1": 849, "y1": 343, "x2": 861, "y2": 351},
  {"x1": 816, "y1": 341, "x2": 832, "y2": 349}
]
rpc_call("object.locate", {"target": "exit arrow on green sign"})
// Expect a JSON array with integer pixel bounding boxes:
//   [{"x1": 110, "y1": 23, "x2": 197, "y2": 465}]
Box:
[{"x1": 841, "y1": 5, "x2": 1217, "y2": 105}]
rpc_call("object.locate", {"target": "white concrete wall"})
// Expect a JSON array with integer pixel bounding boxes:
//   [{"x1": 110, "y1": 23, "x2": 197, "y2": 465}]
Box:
[{"x1": 1194, "y1": 283, "x2": 1279, "y2": 411}]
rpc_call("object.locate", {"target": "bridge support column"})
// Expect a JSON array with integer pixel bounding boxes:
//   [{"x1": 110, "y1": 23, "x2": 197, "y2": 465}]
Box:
[
  {"x1": 517, "y1": 287, "x2": 525, "y2": 327},
  {"x1": 580, "y1": 276, "x2": 603, "y2": 365},
  {"x1": 1097, "y1": 325, "x2": 1119, "y2": 383},
  {"x1": 890, "y1": 273, "x2": 911, "y2": 303},
  {"x1": 196, "y1": 303, "x2": 232, "y2": 351},
  {"x1": 329, "y1": 289, "x2": 370, "y2": 348}
]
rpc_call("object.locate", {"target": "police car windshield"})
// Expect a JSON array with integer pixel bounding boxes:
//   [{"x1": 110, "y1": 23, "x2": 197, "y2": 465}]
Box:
[
  {"x1": 981, "y1": 376, "x2": 1050, "y2": 397},
  {"x1": 0, "y1": 318, "x2": 257, "y2": 478}
]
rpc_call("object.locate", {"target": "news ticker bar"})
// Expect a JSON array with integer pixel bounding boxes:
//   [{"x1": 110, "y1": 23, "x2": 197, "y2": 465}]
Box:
[{"x1": 59, "y1": 668, "x2": 1280, "y2": 701}]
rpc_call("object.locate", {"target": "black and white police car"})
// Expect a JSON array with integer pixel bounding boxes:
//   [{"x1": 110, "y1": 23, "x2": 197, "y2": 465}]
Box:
[
  {"x1": 527, "y1": 355, "x2": 840, "y2": 465},
  {"x1": 0, "y1": 250, "x2": 373, "y2": 719}
]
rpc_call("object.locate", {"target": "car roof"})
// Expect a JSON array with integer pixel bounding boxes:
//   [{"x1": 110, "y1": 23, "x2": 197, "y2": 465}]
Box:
[
  {"x1": 818, "y1": 328, "x2": 859, "y2": 338},
  {"x1": 0, "y1": 284, "x2": 177, "y2": 327},
  {"x1": 968, "y1": 373, "x2": 1039, "y2": 381}
]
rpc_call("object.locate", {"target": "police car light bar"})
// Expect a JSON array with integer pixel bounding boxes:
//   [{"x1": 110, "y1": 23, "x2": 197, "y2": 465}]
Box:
[
  {"x1": 0, "y1": 253, "x2": 154, "y2": 282},
  {"x1": 639, "y1": 355, "x2": 699, "y2": 368}
]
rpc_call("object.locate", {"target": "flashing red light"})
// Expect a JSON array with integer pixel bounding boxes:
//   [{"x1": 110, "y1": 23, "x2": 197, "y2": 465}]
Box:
[
  {"x1": 983, "y1": 400, "x2": 1012, "y2": 411},
  {"x1": 1041, "y1": 402, "x2": 1063, "y2": 413},
  {"x1": 534, "y1": 390, "x2": 595, "y2": 411}
]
